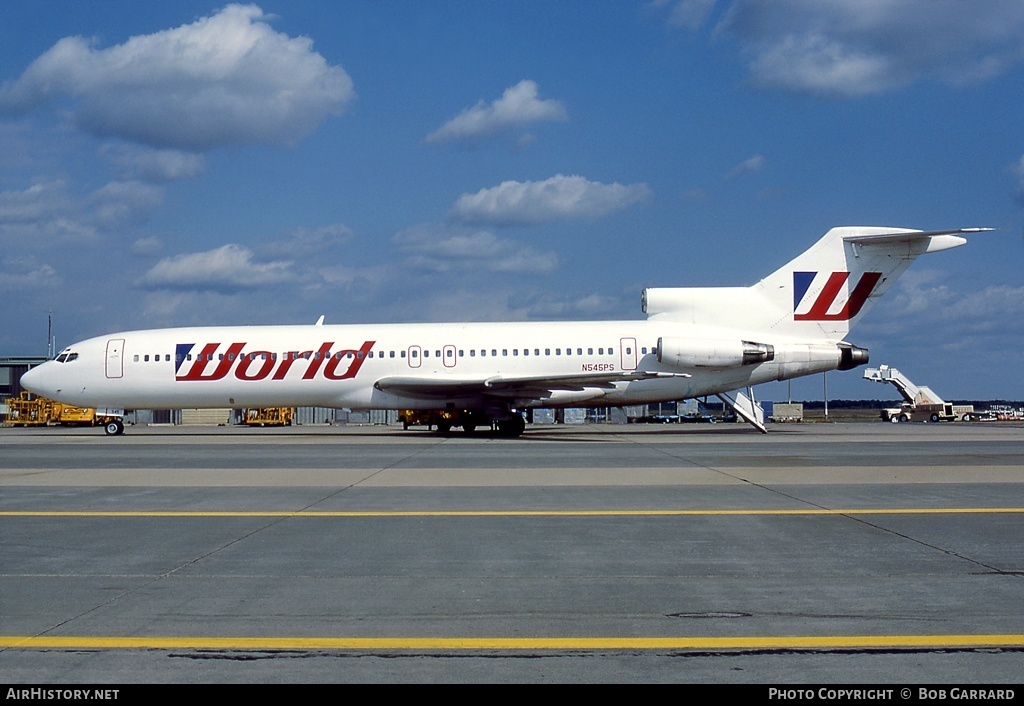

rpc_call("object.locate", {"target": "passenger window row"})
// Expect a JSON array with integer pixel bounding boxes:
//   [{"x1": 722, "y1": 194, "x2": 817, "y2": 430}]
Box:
[{"x1": 135, "y1": 345, "x2": 657, "y2": 364}]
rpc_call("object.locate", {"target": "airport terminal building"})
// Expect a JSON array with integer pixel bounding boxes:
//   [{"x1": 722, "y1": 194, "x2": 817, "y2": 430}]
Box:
[{"x1": 0, "y1": 356, "x2": 47, "y2": 414}]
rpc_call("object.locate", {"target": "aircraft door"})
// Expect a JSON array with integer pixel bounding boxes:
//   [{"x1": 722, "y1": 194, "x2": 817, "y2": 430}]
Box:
[
  {"x1": 106, "y1": 339, "x2": 125, "y2": 379},
  {"x1": 407, "y1": 345, "x2": 421, "y2": 368},
  {"x1": 620, "y1": 337, "x2": 637, "y2": 371},
  {"x1": 442, "y1": 344, "x2": 457, "y2": 369}
]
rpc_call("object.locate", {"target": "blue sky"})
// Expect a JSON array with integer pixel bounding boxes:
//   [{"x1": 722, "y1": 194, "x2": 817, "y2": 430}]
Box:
[{"x1": 2, "y1": 1, "x2": 1023, "y2": 402}]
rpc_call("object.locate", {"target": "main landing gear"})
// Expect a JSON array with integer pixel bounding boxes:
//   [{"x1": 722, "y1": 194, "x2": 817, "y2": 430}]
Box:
[
  {"x1": 402, "y1": 408, "x2": 529, "y2": 437},
  {"x1": 427, "y1": 409, "x2": 527, "y2": 437},
  {"x1": 103, "y1": 418, "x2": 125, "y2": 436},
  {"x1": 494, "y1": 414, "x2": 526, "y2": 438},
  {"x1": 441, "y1": 412, "x2": 525, "y2": 437}
]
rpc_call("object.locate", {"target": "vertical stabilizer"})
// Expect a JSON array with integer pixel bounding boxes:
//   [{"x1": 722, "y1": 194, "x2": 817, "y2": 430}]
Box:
[
  {"x1": 643, "y1": 226, "x2": 984, "y2": 341},
  {"x1": 751, "y1": 227, "x2": 976, "y2": 341}
]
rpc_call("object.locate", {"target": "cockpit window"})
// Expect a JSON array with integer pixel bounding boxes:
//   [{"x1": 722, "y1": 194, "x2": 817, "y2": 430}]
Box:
[{"x1": 55, "y1": 352, "x2": 78, "y2": 363}]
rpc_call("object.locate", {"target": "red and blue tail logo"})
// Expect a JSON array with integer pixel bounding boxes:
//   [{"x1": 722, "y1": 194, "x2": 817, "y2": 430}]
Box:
[{"x1": 793, "y1": 271, "x2": 882, "y2": 321}]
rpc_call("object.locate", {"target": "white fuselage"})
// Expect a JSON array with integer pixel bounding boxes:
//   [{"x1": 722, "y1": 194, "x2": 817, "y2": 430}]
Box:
[
  {"x1": 22, "y1": 319, "x2": 844, "y2": 412},
  {"x1": 20, "y1": 225, "x2": 980, "y2": 433}
]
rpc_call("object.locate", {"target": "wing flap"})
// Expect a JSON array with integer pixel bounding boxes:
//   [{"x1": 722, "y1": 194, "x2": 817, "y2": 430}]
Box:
[{"x1": 374, "y1": 370, "x2": 689, "y2": 401}]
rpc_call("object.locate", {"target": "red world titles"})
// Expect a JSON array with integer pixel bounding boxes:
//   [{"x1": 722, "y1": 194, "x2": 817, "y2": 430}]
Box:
[{"x1": 174, "y1": 341, "x2": 376, "y2": 382}]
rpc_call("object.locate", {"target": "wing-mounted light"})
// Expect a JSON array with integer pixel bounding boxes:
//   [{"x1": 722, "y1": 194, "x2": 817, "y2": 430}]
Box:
[{"x1": 658, "y1": 337, "x2": 774, "y2": 368}]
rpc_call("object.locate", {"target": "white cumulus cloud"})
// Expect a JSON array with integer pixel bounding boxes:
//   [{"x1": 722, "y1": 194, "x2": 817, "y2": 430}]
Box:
[
  {"x1": 666, "y1": 0, "x2": 719, "y2": 29},
  {"x1": 89, "y1": 181, "x2": 164, "y2": 226},
  {"x1": 684, "y1": 0, "x2": 1024, "y2": 97},
  {"x1": 101, "y1": 145, "x2": 206, "y2": 182},
  {"x1": 137, "y1": 244, "x2": 296, "y2": 292},
  {"x1": 0, "y1": 179, "x2": 161, "y2": 242},
  {"x1": 0, "y1": 181, "x2": 70, "y2": 224},
  {"x1": 0, "y1": 256, "x2": 59, "y2": 291},
  {"x1": 257, "y1": 224, "x2": 355, "y2": 259},
  {"x1": 425, "y1": 80, "x2": 568, "y2": 144},
  {"x1": 393, "y1": 226, "x2": 558, "y2": 274},
  {"x1": 130, "y1": 236, "x2": 164, "y2": 256},
  {"x1": 0, "y1": 4, "x2": 354, "y2": 150},
  {"x1": 450, "y1": 174, "x2": 651, "y2": 226},
  {"x1": 724, "y1": 154, "x2": 765, "y2": 181}
]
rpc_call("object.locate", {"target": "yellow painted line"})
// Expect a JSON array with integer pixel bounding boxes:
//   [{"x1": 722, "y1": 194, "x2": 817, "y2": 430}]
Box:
[
  {"x1": 2, "y1": 634, "x2": 1024, "y2": 650},
  {"x1": 2, "y1": 508, "x2": 1024, "y2": 518}
]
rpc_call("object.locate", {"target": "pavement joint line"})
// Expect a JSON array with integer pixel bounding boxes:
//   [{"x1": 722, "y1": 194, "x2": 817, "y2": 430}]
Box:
[
  {"x1": 4, "y1": 634, "x2": 1024, "y2": 650},
  {"x1": 3, "y1": 508, "x2": 1024, "y2": 517}
]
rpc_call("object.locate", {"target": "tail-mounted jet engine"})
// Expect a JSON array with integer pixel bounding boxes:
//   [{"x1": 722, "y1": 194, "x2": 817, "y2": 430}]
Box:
[
  {"x1": 837, "y1": 343, "x2": 869, "y2": 371},
  {"x1": 658, "y1": 337, "x2": 775, "y2": 368}
]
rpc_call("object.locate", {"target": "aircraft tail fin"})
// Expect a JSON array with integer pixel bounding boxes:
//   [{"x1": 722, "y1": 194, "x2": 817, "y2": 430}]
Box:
[
  {"x1": 753, "y1": 227, "x2": 989, "y2": 340},
  {"x1": 644, "y1": 226, "x2": 988, "y2": 341}
]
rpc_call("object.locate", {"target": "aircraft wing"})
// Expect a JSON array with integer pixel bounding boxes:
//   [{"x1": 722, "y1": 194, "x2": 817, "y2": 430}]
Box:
[{"x1": 374, "y1": 370, "x2": 690, "y2": 401}]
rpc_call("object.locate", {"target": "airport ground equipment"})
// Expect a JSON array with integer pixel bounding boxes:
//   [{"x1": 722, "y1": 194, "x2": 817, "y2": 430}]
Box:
[
  {"x1": 4, "y1": 392, "x2": 50, "y2": 425},
  {"x1": 771, "y1": 402, "x2": 804, "y2": 422},
  {"x1": 3, "y1": 392, "x2": 121, "y2": 428},
  {"x1": 400, "y1": 408, "x2": 458, "y2": 432},
  {"x1": 863, "y1": 365, "x2": 970, "y2": 423},
  {"x1": 962, "y1": 404, "x2": 1024, "y2": 422},
  {"x1": 244, "y1": 407, "x2": 295, "y2": 426}
]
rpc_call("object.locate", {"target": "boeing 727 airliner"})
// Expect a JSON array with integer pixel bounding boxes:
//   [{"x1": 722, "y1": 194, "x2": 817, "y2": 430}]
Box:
[{"x1": 20, "y1": 226, "x2": 989, "y2": 436}]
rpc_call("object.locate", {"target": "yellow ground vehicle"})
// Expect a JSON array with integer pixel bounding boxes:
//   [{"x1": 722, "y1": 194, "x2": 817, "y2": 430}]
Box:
[
  {"x1": 4, "y1": 392, "x2": 116, "y2": 428},
  {"x1": 5, "y1": 392, "x2": 51, "y2": 426},
  {"x1": 51, "y1": 403, "x2": 100, "y2": 426},
  {"x1": 244, "y1": 407, "x2": 295, "y2": 426}
]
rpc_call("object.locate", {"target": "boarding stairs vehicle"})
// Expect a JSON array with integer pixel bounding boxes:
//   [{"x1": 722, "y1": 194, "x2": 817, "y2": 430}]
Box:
[{"x1": 863, "y1": 365, "x2": 964, "y2": 423}]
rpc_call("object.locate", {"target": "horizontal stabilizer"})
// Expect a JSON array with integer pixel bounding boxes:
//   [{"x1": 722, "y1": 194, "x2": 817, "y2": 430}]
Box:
[{"x1": 842, "y1": 228, "x2": 993, "y2": 244}]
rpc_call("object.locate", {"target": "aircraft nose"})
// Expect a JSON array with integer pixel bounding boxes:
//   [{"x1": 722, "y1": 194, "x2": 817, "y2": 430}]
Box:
[{"x1": 20, "y1": 363, "x2": 58, "y2": 398}]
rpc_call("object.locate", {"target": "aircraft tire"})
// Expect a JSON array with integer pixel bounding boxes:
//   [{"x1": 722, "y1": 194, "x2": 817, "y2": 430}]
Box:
[
  {"x1": 497, "y1": 414, "x2": 526, "y2": 437},
  {"x1": 104, "y1": 419, "x2": 125, "y2": 436}
]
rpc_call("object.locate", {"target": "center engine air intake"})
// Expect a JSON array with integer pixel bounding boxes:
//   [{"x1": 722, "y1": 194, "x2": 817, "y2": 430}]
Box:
[{"x1": 658, "y1": 337, "x2": 775, "y2": 368}]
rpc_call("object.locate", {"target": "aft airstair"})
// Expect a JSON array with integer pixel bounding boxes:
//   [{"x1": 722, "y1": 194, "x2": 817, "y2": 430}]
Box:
[{"x1": 717, "y1": 387, "x2": 767, "y2": 433}]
